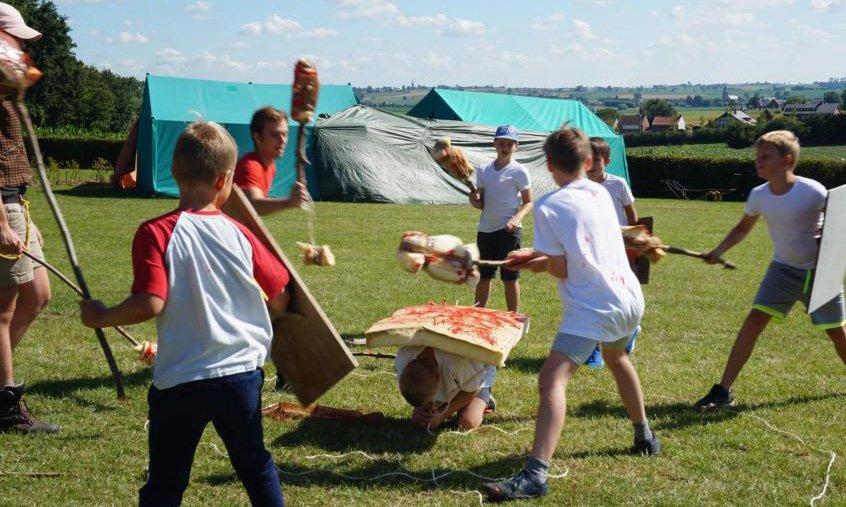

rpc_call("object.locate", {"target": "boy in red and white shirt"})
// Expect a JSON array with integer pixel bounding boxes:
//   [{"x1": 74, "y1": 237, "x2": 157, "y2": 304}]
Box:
[
  {"x1": 234, "y1": 106, "x2": 309, "y2": 215},
  {"x1": 80, "y1": 122, "x2": 289, "y2": 506}
]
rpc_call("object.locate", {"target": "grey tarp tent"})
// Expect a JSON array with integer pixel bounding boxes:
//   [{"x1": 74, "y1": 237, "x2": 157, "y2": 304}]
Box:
[{"x1": 315, "y1": 106, "x2": 559, "y2": 204}]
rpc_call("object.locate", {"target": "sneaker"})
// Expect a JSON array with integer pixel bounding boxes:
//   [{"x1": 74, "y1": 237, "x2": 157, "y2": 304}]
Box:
[
  {"x1": 484, "y1": 469, "x2": 549, "y2": 502},
  {"x1": 585, "y1": 346, "x2": 604, "y2": 369},
  {"x1": 484, "y1": 394, "x2": 497, "y2": 414},
  {"x1": 633, "y1": 434, "x2": 661, "y2": 456},
  {"x1": 0, "y1": 384, "x2": 59, "y2": 434},
  {"x1": 694, "y1": 384, "x2": 734, "y2": 411}
]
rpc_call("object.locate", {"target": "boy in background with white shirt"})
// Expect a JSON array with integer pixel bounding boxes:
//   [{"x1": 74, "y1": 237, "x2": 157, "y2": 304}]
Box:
[
  {"x1": 395, "y1": 346, "x2": 496, "y2": 430},
  {"x1": 584, "y1": 137, "x2": 639, "y2": 368},
  {"x1": 484, "y1": 126, "x2": 660, "y2": 502},
  {"x1": 469, "y1": 125, "x2": 533, "y2": 312},
  {"x1": 695, "y1": 130, "x2": 846, "y2": 410}
]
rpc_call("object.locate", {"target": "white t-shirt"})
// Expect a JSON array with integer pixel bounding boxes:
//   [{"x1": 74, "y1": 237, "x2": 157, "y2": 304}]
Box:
[
  {"x1": 600, "y1": 173, "x2": 635, "y2": 226},
  {"x1": 533, "y1": 178, "x2": 644, "y2": 341},
  {"x1": 744, "y1": 176, "x2": 826, "y2": 270},
  {"x1": 395, "y1": 346, "x2": 496, "y2": 404},
  {"x1": 476, "y1": 160, "x2": 531, "y2": 233}
]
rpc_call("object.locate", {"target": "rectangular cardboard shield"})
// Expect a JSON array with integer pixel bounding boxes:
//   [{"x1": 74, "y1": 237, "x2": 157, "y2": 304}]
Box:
[
  {"x1": 809, "y1": 184, "x2": 846, "y2": 314},
  {"x1": 223, "y1": 186, "x2": 357, "y2": 405}
]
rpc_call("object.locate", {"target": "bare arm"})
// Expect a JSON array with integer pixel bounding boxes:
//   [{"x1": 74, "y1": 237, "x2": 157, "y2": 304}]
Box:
[
  {"x1": 80, "y1": 293, "x2": 165, "y2": 329},
  {"x1": 243, "y1": 183, "x2": 308, "y2": 216},
  {"x1": 506, "y1": 188, "x2": 534, "y2": 231},
  {"x1": 624, "y1": 203, "x2": 638, "y2": 226},
  {"x1": 469, "y1": 188, "x2": 484, "y2": 210},
  {"x1": 705, "y1": 214, "x2": 758, "y2": 262},
  {"x1": 504, "y1": 250, "x2": 567, "y2": 279},
  {"x1": 0, "y1": 198, "x2": 23, "y2": 256},
  {"x1": 413, "y1": 390, "x2": 479, "y2": 430}
]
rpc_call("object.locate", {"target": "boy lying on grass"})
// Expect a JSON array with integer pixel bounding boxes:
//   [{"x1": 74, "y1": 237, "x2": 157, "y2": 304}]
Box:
[{"x1": 396, "y1": 345, "x2": 495, "y2": 430}]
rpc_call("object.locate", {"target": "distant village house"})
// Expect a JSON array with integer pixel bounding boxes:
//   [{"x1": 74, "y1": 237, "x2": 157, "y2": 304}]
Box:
[
  {"x1": 782, "y1": 101, "x2": 842, "y2": 118},
  {"x1": 649, "y1": 116, "x2": 686, "y2": 132},
  {"x1": 713, "y1": 111, "x2": 757, "y2": 127},
  {"x1": 618, "y1": 115, "x2": 650, "y2": 133}
]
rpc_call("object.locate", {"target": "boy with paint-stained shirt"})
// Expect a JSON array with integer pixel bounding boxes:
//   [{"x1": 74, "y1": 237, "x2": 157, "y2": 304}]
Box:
[
  {"x1": 694, "y1": 130, "x2": 846, "y2": 410},
  {"x1": 395, "y1": 346, "x2": 496, "y2": 430},
  {"x1": 469, "y1": 125, "x2": 533, "y2": 313},
  {"x1": 483, "y1": 126, "x2": 659, "y2": 502},
  {"x1": 80, "y1": 122, "x2": 290, "y2": 506}
]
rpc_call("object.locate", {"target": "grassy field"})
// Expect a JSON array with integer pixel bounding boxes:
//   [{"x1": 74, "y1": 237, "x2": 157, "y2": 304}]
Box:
[
  {"x1": 1, "y1": 187, "x2": 845, "y2": 505},
  {"x1": 628, "y1": 143, "x2": 846, "y2": 161},
  {"x1": 620, "y1": 107, "x2": 730, "y2": 127}
]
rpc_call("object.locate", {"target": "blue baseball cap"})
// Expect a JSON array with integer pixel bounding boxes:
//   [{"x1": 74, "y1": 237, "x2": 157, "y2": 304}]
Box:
[{"x1": 494, "y1": 125, "x2": 519, "y2": 142}]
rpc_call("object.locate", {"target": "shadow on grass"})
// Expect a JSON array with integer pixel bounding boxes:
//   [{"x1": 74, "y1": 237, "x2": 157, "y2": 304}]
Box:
[
  {"x1": 27, "y1": 368, "x2": 150, "y2": 411},
  {"x1": 504, "y1": 355, "x2": 545, "y2": 374},
  {"x1": 271, "y1": 416, "x2": 437, "y2": 456},
  {"x1": 568, "y1": 392, "x2": 846, "y2": 432},
  {"x1": 201, "y1": 453, "x2": 526, "y2": 493},
  {"x1": 55, "y1": 183, "x2": 169, "y2": 200}
]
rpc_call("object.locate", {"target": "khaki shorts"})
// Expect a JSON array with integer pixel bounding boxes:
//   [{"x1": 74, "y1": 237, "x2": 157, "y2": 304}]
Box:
[{"x1": 0, "y1": 202, "x2": 44, "y2": 288}]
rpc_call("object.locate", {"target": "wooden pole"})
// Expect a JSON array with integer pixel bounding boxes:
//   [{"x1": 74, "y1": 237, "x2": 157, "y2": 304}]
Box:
[{"x1": 15, "y1": 102, "x2": 126, "y2": 399}]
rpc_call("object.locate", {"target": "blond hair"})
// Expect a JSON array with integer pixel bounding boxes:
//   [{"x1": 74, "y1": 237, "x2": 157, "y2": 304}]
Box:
[
  {"x1": 398, "y1": 358, "x2": 439, "y2": 407},
  {"x1": 172, "y1": 121, "x2": 237, "y2": 185},
  {"x1": 543, "y1": 126, "x2": 592, "y2": 174},
  {"x1": 755, "y1": 130, "x2": 800, "y2": 167}
]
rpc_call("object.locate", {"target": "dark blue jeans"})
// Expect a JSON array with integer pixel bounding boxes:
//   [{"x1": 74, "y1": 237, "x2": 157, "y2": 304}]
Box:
[{"x1": 139, "y1": 370, "x2": 284, "y2": 507}]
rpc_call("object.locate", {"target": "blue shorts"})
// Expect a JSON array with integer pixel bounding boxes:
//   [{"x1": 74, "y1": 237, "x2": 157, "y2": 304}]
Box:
[
  {"x1": 551, "y1": 332, "x2": 631, "y2": 366},
  {"x1": 753, "y1": 262, "x2": 845, "y2": 329}
]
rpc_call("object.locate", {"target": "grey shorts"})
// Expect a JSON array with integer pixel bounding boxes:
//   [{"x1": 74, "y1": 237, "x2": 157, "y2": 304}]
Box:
[
  {"x1": 0, "y1": 202, "x2": 45, "y2": 288},
  {"x1": 753, "y1": 261, "x2": 845, "y2": 329},
  {"x1": 551, "y1": 332, "x2": 631, "y2": 366}
]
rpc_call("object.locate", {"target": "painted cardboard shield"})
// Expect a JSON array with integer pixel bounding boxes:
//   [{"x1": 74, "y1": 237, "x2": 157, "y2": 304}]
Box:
[{"x1": 808, "y1": 185, "x2": 846, "y2": 314}]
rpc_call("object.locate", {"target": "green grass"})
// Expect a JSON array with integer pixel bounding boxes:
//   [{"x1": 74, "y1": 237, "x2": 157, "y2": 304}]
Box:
[
  {"x1": 628, "y1": 143, "x2": 846, "y2": 162},
  {"x1": 2, "y1": 187, "x2": 845, "y2": 505}
]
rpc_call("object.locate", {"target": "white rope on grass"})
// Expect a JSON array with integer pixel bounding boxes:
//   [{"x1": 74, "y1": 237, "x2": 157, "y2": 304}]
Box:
[
  {"x1": 350, "y1": 371, "x2": 396, "y2": 379},
  {"x1": 443, "y1": 425, "x2": 529, "y2": 437}
]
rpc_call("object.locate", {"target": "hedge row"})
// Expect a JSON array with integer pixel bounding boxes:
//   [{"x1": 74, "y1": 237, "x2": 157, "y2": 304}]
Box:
[
  {"x1": 628, "y1": 154, "x2": 846, "y2": 200},
  {"x1": 623, "y1": 128, "x2": 727, "y2": 147},
  {"x1": 30, "y1": 137, "x2": 124, "y2": 168}
]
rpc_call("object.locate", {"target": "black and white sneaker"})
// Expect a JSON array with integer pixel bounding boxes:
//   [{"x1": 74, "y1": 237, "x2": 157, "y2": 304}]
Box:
[{"x1": 694, "y1": 384, "x2": 734, "y2": 411}]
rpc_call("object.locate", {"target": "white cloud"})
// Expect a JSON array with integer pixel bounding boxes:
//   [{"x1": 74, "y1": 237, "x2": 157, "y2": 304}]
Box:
[
  {"x1": 442, "y1": 18, "x2": 485, "y2": 36},
  {"x1": 157, "y1": 48, "x2": 186, "y2": 63},
  {"x1": 529, "y1": 13, "x2": 566, "y2": 31},
  {"x1": 229, "y1": 40, "x2": 249, "y2": 49},
  {"x1": 298, "y1": 27, "x2": 339, "y2": 39},
  {"x1": 199, "y1": 51, "x2": 249, "y2": 72},
  {"x1": 810, "y1": 0, "x2": 845, "y2": 10},
  {"x1": 572, "y1": 19, "x2": 594, "y2": 38},
  {"x1": 186, "y1": 1, "x2": 213, "y2": 11},
  {"x1": 394, "y1": 13, "x2": 484, "y2": 36},
  {"x1": 239, "y1": 14, "x2": 301, "y2": 36},
  {"x1": 105, "y1": 31, "x2": 149, "y2": 44},
  {"x1": 333, "y1": 0, "x2": 399, "y2": 19},
  {"x1": 793, "y1": 23, "x2": 832, "y2": 38},
  {"x1": 423, "y1": 51, "x2": 451, "y2": 68}
]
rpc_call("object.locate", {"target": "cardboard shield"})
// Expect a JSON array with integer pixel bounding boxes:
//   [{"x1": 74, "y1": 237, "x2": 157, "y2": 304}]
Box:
[
  {"x1": 808, "y1": 184, "x2": 846, "y2": 314},
  {"x1": 223, "y1": 186, "x2": 357, "y2": 405}
]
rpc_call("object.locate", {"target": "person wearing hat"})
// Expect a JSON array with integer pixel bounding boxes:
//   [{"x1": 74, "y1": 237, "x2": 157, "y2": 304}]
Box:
[
  {"x1": 469, "y1": 125, "x2": 533, "y2": 313},
  {"x1": 0, "y1": 2, "x2": 57, "y2": 434}
]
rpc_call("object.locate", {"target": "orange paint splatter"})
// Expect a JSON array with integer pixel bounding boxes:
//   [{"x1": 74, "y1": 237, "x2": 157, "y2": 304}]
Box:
[{"x1": 378, "y1": 303, "x2": 524, "y2": 346}]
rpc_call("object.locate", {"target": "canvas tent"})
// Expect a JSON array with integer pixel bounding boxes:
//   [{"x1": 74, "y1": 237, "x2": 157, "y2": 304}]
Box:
[
  {"x1": 408, "y1": 88, "x2": 629, "y2": 182},
  {"x1": 315, "y1": 105, "x2": 561, "y2": 204},
  {"x1": 136, "y1": 75, "x2": 357, "y2": 197}
]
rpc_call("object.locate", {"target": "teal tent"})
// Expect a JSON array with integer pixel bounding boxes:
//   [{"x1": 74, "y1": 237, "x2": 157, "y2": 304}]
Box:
[
  {"x1": 408, "y1": 88, "x2": 629, "y2": 182},
  {"x1": 136, "y1": 75, "x2": 357, "y2": 197}
]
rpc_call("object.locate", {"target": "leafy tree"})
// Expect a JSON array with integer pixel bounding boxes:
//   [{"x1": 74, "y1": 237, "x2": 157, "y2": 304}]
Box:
[
  {"x1": 595, "y1": 107, "x2": 619, "y2": 127},
  {"x1": 822, "y1": 91, "x2": 840, "y2": 104},
  {"x1": 785, "y1": 94, "x2": 806, "y2": 105},
  {"x1": 842, "y1": 88, "x2": 846, "y2": 105},
  {"x1": 638, "y1": 98, "x2": 676, "y2": 121},
  {"x1": 7, "y1": 0, "x2": 142, "y2": 132},
  {"x1": 725, "y1": 122, "x2": 758, "y2": 149}
]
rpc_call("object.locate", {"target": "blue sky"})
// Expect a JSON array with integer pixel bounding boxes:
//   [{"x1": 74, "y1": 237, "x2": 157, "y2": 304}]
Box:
[{"x1": 54, "y1": 0, "x2": 846, "y2": 87}]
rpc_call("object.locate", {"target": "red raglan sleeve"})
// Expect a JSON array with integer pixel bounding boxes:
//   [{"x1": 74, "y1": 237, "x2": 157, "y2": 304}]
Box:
[{"x1": 130, "y1": 221, "x2": 170, "y2": 301}]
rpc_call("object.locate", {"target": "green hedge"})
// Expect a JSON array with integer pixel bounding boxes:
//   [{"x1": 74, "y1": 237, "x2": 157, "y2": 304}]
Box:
[
  {"x1": 628, "y1": 154, "x2": 846, "y2": 200},
  {"x1": 29, "y1": 137, "x2": 123, "y2": 168}
]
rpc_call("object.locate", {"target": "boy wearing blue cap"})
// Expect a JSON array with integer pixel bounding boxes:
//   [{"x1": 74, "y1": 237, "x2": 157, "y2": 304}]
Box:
[{"x1": 469, "y1": 125, "x2": 533, "y2": 312}]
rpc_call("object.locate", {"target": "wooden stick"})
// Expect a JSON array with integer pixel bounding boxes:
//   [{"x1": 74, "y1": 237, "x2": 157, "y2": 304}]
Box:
[
  {"x1": 352, "y1": 351, "x2": 396, "y2": 360},
  {"x1": 661, "y1": 245, "x2": 737, "y2": 270},
  {"x1": 15, "y1": 102, "x2": 126, "y2": 399},
  {"x1": 295, "y1": 123, "x2": 307, "y2": 184},
  {"x1": 474, "y1": 259, "x2": 507, "y2": 268},
  {"x1": 23, "y1": 251, "x2": 141, "y2": 347}
]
